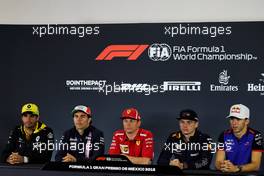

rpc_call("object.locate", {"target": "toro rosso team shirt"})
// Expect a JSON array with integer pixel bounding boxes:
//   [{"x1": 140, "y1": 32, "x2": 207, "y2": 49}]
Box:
[{"x1": 218, "y1": 127, "x2": 264, "y2": 165}]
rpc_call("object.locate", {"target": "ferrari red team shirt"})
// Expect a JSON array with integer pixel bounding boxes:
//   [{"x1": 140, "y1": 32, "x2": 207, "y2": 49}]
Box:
[{"x1": 109, "y1": 128, "x2": 154, "y2": 159}]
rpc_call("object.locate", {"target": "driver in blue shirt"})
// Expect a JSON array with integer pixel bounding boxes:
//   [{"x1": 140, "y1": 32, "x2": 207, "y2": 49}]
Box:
[{"x1": 215, "y1": 104, "x2": 263, "y2": 173}]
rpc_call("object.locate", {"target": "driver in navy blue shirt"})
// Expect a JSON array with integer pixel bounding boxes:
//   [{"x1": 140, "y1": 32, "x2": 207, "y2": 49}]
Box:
[
  {"x1": 157, "y1": 109, "x2": 213, "y2": 169},
  {"x1": 55, "y1": 105, "x2": 104, "y2": 162},
  {"x1": 215, "y1": 104, "x2": 263, "y2": 173}
]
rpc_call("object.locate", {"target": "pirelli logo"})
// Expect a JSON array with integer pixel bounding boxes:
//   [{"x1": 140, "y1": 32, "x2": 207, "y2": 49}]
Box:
[{"x1": 96, "y1": 45, "x2": 149, "y2": 61}]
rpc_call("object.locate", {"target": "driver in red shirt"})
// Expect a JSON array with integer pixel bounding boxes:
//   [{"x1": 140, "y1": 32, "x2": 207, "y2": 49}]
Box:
[{"x1": 109, "y1": 108, "x2": 154, "y2": 165}]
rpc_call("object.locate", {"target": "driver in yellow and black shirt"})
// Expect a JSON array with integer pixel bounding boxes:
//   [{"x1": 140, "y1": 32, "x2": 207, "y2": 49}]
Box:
[{"x1": 1, "y1": 103, "x2": 54, "y2": 164}]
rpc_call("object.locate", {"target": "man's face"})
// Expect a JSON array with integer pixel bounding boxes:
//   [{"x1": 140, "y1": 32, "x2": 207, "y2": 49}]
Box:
[
  {"x1": 22, "y1": 112, "x2": 39, "y2": 128},
  {"x1": 179, "y1": 119, "x2": 198, "y2": 136},
  {"x1": 229, "y1": 117, "x2": 249, "y2": 133},
  {"x1": 123, "y1": 118, "x2": 141, "y2": 134},
  {"x1": 73, "y1": 111, "x2": 91, "y2": 130}
]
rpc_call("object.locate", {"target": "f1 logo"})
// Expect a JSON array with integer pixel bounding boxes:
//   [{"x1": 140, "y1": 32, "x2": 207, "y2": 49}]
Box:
[{"x1": 96, "y1": 45, "x2": 149, "y2": 61}]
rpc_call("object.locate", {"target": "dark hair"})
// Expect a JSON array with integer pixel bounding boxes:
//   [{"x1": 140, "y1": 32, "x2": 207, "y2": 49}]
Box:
[{"x1": 73, "y1": 110, "x2": 91, "y2": 118}]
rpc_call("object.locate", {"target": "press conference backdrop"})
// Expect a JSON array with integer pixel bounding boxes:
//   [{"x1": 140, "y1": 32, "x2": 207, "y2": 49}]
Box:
[{"x1": 0, "y1": 22, "x2": 263, "y2": 169}]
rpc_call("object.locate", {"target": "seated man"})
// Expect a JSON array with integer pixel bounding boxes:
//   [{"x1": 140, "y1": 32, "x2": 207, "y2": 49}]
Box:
[
  {"x1": 215, "y1": 104, "x2": 263, "y2": 173},
  {"x1": 1, "y1": 103, "x2": 54, "y2": 164},
  {"x1": 109, "y1": 108, "x2": 154, "y2": 165},
  {"x1": 157, "y1": 109, "x2": 213, "y2": 169},
  {"x1": 55, "y1": 105, "x2": 104, "y2": 162}
]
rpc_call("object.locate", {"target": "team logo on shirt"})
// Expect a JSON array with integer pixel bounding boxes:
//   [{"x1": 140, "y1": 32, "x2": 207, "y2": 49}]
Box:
[
  {"x1": 120, "y1": 144, "x2": 129, "y2": 154},
  {"x1": 47, "y1": 132, "x2": 53, "y2": 139},
  {"x1": 172, "y1": 132, "x2": 181, "y2": 139},
  {"x1": 136, "y1": 140, "x2": 141, "y2": 146},
  {"x1": 69, "y1": 137, "x2": 78, "y2": 141},
  {"x1": 18, "y1": 137, "x2": 23, "y2": 143},
  {"x1": 35, "y1": 136, "x2": 40, "y2": 142},
  {"x1": 225, "y1": 139, "x2": 234, "y2": 152},
  {"x1": 190, "y1": 152, "x2": 199, "y2": 157}
]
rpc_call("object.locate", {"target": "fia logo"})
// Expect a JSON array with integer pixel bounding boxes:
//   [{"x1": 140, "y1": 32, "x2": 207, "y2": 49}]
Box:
[
  {"x1": 219, "y1": 70, "x2": 230, "y2": 85},
  {"x1": 148, "y1": 43, "x2": 172, "y2": 61}
]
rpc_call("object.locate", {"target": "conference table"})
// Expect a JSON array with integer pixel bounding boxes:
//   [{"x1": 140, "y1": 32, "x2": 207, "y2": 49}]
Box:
[{"x1": 0, "y1": 162, "x2": 263, "y2": 176}]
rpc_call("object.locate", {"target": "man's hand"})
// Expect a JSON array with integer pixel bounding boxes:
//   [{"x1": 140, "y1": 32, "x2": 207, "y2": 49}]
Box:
[
  {"x1": 219, "y1": 160, "x2": 239, "y2": 173},
  {"x1": 6, "y1": 152, "x2": 24, "y2": 164},
  {"x1": 62, "y1": 153, "x2": 77, "y2": 162},
  {"x1": 121, "y1": 154, "x2": 151, "y2": 165},
  {"x1": 169, "y1": 159, "x2": 184, "y2": 169}
]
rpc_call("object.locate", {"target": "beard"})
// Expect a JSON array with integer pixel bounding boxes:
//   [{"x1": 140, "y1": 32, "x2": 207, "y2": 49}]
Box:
[{"x1": 24, "y1": 122, "x2": 36, "y2": 129}]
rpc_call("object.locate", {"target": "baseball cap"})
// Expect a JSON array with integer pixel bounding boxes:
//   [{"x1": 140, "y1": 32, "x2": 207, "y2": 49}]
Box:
[
  {"x1": 177, "y1": 109, "x2": 199, "y2": 121},
  {"x1": 72, "y1": 105, "x2": 91, "y2": 117},
  {"x1": 21, "y1": 103, "x2": 39, "y2": 116},
  {"x1": 226, "y1": 104, "x2": 250, "y2": 119},
  {"x1": 121, "y1": 108, "x2": 141, "y2": 120}
]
